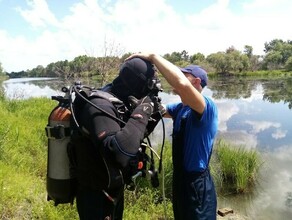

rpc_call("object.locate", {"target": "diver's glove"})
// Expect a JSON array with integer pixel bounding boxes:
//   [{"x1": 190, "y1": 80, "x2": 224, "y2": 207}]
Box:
[
  {"x1": 128, "y1": 96, "x2": 154, "y2": 115},
  {"x1": 129, "y1": 95, "x2": 165, "y2": 136},
  {"x1": 128, "y1": 95, "x2": 164, "y2": 115}
]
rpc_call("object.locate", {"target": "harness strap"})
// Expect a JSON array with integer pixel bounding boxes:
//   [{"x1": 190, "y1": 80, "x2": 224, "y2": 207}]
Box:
[{"x1": 45, "y1": 125, "x2": 71, "y2": 139}]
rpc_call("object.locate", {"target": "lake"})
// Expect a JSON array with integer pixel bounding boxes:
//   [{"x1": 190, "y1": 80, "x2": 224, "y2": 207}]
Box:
[{"x1": 2, "y1": 76, "x2": 292, "y2": 219}]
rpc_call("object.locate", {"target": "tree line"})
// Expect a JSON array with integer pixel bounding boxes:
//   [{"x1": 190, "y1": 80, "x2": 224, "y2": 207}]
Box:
[{"x1": 1, "y1": 39, "x2": 292, "y2": 82}]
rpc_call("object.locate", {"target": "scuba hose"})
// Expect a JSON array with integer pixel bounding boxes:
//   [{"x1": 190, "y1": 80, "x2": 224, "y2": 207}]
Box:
[
  {"x1": 158, "y1": 112, "x2": 167, "y2": 220},
  {"x1": 69, "y1": 84, "x2": 126, "y2": 129},
  {"x1": 148, "y1": 112, "x2": 167, "y2": 220}
]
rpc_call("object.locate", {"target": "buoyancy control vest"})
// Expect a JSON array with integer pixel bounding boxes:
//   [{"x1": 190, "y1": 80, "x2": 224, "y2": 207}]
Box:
[{"x1": 45, "y1": 82, "x2": 159, "y2": 206}]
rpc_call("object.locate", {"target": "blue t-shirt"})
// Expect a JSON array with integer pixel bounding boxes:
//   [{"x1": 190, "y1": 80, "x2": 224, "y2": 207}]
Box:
[{"x1": 167, "y1": 96, "x2": 218, "y2": 172}]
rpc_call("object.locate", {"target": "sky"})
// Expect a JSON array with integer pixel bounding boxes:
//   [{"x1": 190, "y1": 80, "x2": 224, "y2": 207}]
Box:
[{"x1": 0, "y1": 0, "x2": 291, "y2": 72}]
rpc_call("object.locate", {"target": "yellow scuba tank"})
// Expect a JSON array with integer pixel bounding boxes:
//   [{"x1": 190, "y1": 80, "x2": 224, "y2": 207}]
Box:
[{"x1": 45, "y1": 90, "x2": 76, "y2": 206}]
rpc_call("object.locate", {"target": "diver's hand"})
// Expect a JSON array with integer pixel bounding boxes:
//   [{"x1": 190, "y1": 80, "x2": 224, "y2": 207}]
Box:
[{"x1": 128, "y1": 96, "x2": 154, "y2": 115}]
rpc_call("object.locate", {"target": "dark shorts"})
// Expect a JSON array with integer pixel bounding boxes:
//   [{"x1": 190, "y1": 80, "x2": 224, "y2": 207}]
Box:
[{"x1": 173, "y1": 169, "x2": 217, "y2": 220}]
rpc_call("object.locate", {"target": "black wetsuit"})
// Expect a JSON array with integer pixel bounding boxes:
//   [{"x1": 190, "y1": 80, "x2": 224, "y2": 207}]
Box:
[{"x1": 73, "y1": 90, "x2": 152, "y2": 220}]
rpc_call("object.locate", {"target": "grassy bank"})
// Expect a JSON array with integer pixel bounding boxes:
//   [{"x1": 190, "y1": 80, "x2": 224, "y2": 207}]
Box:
[
  {"x1": 0, "y1": 97, "x2": 262, "y2": 219},
  {"x1": 207, "y1": 69, "x2": 292, "y2": 77},
  {"x1": 0, "y1": 97, "x2": 79, "y2": 219}
]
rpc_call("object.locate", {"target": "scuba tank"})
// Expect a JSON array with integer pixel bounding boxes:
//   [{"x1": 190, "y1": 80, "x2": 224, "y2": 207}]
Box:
[{"x1": 45, "y1": 87, "x2": 76, "y2": 206}]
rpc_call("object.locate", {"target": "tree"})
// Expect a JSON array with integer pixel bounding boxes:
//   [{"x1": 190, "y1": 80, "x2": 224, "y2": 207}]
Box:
[
  {"x1": 244, "y1": 45, "x2": 253, "y2": 58},
  {"x1": 206, "y1": 47, "x2": 250, "y2": 74},
  {"x1": 263, "y1": 51, "x2": 283, "y2": 70},
  {"x1": 264, "y1": 39, "x2": 285, "y2": 53},
  {"x1": 28, "y1": 65, "x2": 45, "y2": 77},
  {"x1": 207, "y1": 52, "x2": 230, "y2": 74},
  {"x1": 164, "y1": 51, "x2": 183, "y2": 63},
  {"x1": 120, "y1": 52, "x2": 132, "y2": 62},
  {"x1": 95, "y1": 39, "x2": 125, "y2": 86},
  {"x1": 249, "y1": 55, "x2": 262, "y2": 72},
  {"x1": 69, "y1": 55, "x2": 98, "y2": 78},
  {"x1": 263, "y1": 39, "x2": 292, "y2": 70},
  {"x1": 50, "y1": 60, "x2": 71, "y2": 79},
  {"x1": 181, "y1": 50, "x2": 189, "y2": 61},
  {"x1": 285, "y1": 57, "x2": 292, "y2": 71},
  {"x1": 190, "y1": 53, "x2": 205, "y2": 63}
]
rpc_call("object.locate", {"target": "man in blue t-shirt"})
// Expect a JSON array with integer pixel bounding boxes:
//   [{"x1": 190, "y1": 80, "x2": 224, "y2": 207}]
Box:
[{"x1": 126, "y1": 53, "x2": 218, "y2": 220}]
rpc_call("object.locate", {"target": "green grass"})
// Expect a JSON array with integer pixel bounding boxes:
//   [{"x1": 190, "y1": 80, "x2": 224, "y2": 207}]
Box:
[
  {"x1": 243, "y1": 70, "x2": 292, "y2": 77},
  {"x1": 208, "y1": 70, "x2": 292, "y2": 78},
  {"x1": 213, "y1": 140, "x2": 263, "y2": 193},
  {"x1": 0, "y1": 97, "x2": 79, "y2": 219},
  {"x1": 0, "y1": 96, "x2": 263, "y2": 219}
]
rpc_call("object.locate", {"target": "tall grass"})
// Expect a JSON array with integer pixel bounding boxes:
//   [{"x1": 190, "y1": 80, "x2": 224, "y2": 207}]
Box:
[
  {"x1": 0, "y1": 97, "x2": 79, "y2": 219},
  {"x1": 213, "y1": 140, "x2": 263, "y2": 193}
]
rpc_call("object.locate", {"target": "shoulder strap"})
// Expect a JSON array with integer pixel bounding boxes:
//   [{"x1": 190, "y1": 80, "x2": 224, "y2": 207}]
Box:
[
  {"x1": 72, "y1": 85, "x2": 127, "y2": 129},
  {"x1": 88, "y1": 89, "x2": 123, "y2": 105}
]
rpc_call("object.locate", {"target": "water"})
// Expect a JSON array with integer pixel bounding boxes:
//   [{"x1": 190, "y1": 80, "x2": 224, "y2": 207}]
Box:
[
  {"x1": 2, "y1": 76, "x2": 292, "y2": 219},
  {"x1": 2, "y1": 77, "x2": 63, "y2": 99},
  {"x1": 207, "y1": 77, "x2": 292, "y2": 219}
]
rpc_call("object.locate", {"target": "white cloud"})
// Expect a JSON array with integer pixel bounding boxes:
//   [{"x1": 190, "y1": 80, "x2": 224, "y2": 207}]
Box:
[
  {"x1": 216, "y1": 100, "x2": 240, "y2": 132},
  {"x1": 16, "y1": 0, "x2": 59, "y2": 28},
  {"x1": 251, "y1": 145, "x2": 292, "y2": 214},
  {"x1": 245, "y1": 120, "x2": 280, "y2": 134},
  {"x1": 241, "y1": 85, "x2": 264, "y2": 103},
  {"x1": 219, "y1": 130, "x2": 258, "y2": 149},
  {"x1": 272, "y1": 129, "x2": 287, "y2": 139},
  {"x1": 1, "y1": 0, "x2": 292, "y2": 72}
]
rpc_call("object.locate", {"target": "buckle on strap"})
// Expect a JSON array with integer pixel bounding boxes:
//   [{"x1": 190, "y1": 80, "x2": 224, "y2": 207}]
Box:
[{"x1": 45, "y1": 124, "x2": 70, "y2": 139}]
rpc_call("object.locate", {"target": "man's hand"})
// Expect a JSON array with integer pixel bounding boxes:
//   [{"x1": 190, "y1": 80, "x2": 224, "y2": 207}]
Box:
[{"x1": 125, "y1": 53, "x2": 154, "y2": 63}]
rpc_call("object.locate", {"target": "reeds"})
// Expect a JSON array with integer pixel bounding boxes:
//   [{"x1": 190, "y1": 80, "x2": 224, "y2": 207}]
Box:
[{"x1": 213, "y1": 139, "x2": 263, "y2": 193}]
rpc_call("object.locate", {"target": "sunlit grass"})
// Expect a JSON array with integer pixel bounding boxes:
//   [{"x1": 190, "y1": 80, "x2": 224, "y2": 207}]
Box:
[
  {"x1": 213, "y1": 139, "x2": 263, "y2": 193},
  {"x1": 0, "y1": 97, "x2": 79, "y2": 219}
]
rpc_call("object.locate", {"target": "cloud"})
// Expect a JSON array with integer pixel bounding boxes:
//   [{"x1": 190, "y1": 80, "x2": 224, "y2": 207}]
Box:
[
  {"x1": 245, "y1": 120, "x2": 280, "y2": 133},
  {"x1": 272, "y1": 129, "x2": 287, "y2": 139},
  {"x1": 244, "y1": 120, "x2": 287, "y2": 140},
  {"x1": 1, "y1": 0, "x2": 292, "y2": 72},
  {"x1": 252, "y1": 144, "x2": 292, "y2": 214},
  {"x1": 216, "y1": 100, "x2": 240, "y2": 132},
  {"x1": 16, "y1": 0, "x2": 59, "y2": 28},
  {"x1": 240, "y1": 85, "x2": 264, "y2": 103},
  {"x1": 218, "y1": 130, "x2": 258, "y2": 149}
]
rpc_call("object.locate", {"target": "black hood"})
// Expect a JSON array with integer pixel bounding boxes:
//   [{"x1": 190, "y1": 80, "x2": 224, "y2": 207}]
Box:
[{"x1": 111, "y1": 58, "x2": 156, "y2": 103}]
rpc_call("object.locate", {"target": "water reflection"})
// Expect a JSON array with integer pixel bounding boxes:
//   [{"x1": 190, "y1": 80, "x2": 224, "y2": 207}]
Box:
[
  {"x1": 207, "y1": 77, "x2": 292, "y2": 219},
  {"x1": 2, "y1": 76, "x2": 292, "y2": 219},
  {"x1": 213, "y1": 82, "x2": 292, "y2": 150},
  {"x1": 2, "y1": 77, "x2": 64, "y2": 99},
  {"x1": 210, "y1": 76, "x2": 292, "y2": 110}
]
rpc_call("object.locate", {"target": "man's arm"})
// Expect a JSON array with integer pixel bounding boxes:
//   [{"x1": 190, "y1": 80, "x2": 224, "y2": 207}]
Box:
[{"x1": 126, "y1": 53, "x2": 206, "y2": 114}]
